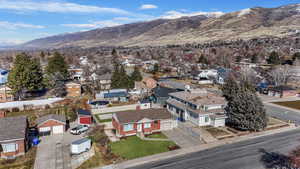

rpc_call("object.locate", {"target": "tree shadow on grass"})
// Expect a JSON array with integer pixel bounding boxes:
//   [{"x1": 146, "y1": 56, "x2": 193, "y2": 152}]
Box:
[{"x1": 259, "y1": 148, "x2": 295, "y2": 169}]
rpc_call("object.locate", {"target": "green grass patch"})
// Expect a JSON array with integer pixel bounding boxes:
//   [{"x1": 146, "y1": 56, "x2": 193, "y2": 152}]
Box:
[
  {"x1": 205, "y1": 127, "x2": 230, "y2": 138},
  {"x1": 146, "y1": 133, "x2": 168, "y2": 139},
  {"x1": 110, "y1": 136, "x2": 176, "y2": 160},
  {"x1": 273, "y1": 101, "x2": 300, "y2": 110},
  {"x1": 99, "y1": 119, "x2": 112, "y2": 123}
]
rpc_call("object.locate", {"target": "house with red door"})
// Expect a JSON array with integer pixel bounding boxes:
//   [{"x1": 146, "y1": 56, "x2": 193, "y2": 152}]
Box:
[
  {"x1": 0, "y1": 116, "x2": 28, "y2": 159},
  {"x1": 77, "y1": 109, "x2": 93, "y2": 126},
  {"x1": 112, "y1": 108, "x2": 177, "y2": 138},
  {"x1": 37, "y1": 114, "x2": 66, "y2": 136}
]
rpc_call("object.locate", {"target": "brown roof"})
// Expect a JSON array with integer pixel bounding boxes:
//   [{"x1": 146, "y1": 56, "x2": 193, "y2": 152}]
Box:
[
  {"x1": 37, "y1": 114, "x2": 66, "y2": 126},
  {"x1": 114, "y1": 108, "x2": 171, "y2": 124},
  {"x1": 0, "y1": 116, "x2": 27, "y2": 142}
]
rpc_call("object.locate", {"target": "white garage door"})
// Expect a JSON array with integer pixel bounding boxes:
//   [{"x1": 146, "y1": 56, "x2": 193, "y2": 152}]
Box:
[
  {"x1": 52, "y1": 125, "x2": 64, "y2": 134},
  {"x1": 39, "y1": 127, "x2": 51, "y2": 132}
]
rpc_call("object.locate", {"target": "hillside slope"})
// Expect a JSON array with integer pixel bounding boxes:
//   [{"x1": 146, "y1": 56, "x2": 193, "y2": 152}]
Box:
[{"x1": 21, "y1": 4, "x2": 300, "y2": 49}]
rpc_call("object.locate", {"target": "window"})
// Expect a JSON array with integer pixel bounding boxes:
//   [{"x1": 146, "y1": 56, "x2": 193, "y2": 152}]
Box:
[
  {"x1": 205, "y1": 116, "x2": 209, "y2": 123},
  {"x1": 1, "y1": 143, "x2": 18, "y2": 153},
  {"x1": 123, "y1": 124, "x2": 134, "y2": 131},
  {"x1": 144, "y1": 122, "x2": 151, "y2": 128}
]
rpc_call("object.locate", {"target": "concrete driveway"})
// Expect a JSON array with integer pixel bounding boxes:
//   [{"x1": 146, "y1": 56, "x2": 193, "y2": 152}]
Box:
[
  {"x1": 34, "y1": 124, "x2": 84, "y2": 169},
  {"x1": 163, "y1": 122, "x2": 203, "y2": 148}
]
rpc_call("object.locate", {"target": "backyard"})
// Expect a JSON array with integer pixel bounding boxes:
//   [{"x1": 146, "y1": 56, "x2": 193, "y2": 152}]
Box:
[
  {"x1": 0, "y1": 147, "x2": 36, "y2": 169},
  {"x1": 273, "y1": 100, "x2": 300, "y2": 110},
  {"x1": 110, "y1": 136, "x2": 177, "y2": 160}
]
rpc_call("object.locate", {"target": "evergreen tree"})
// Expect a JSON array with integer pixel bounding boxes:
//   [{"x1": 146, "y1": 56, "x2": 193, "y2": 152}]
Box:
[
  {"x1": 118, "y1": 64, "x2": 131, "y2": 89},
  {"x1": 292, "y1": 52, "x2": 300, "y2": 61},
  {"x1": 131, "y1": 66, "x2": 143, "y2": 82},
  {"x1": 111, "y1": 49, "x2": 119, "y2": 64},
  {"x1": 198, "y1": 54, "x2": 208, "y2": 64},
  {"x1": 45, "y1": 52, "x2": 69, "y2": 81},
  {"x1": 222, "y1": 78, "x2": 268, "y2": 131},
  {"x1": 111, "y1": 64, "x2": 120, "y2": 89},
  {"x1": 153, "y1": 63, "x2": 159, "y2": 74},
  {"x1": 251, "y1": 54, "x2": 258, "y2": 63},
  {"x1": 267, "y1": 51, "x2": 281, "y2": 65},
  {"x1": 8, "y1": 53, "x2": 44, "y2": 98}
]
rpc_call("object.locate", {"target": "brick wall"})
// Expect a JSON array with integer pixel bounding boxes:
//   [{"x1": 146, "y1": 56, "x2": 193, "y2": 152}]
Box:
[
  {"x1": 0, "y1": 139, "x2": 25, "y2": 158},
  {"x1": 66, "y1": 84, "x2": 81, "y2": 97},
  {"x1": 113, "y1": 118, "x2": 162, "y2": 137}
]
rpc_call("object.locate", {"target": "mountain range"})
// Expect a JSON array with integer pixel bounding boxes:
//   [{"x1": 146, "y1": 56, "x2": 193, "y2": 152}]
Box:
[{"x1": 19, "y1": 4, "x2": 300, "y2": 49}]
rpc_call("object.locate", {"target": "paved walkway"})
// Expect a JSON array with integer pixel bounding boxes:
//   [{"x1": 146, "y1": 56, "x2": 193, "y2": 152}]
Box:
[
  {"x1": 198, "y1": 127, "x2": 218, "y2": 143},
  {"x1": 34, "y1": 135, "x2": 67, "y2": 169}
]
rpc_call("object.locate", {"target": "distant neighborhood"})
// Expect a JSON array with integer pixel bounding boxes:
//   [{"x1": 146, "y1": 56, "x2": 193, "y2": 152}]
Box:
[{"x1": 0, "y1": 43, "x2": 300, "y2": 169}]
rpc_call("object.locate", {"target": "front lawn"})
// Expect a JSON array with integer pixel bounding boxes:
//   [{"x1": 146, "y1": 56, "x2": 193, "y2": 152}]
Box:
[
  {"x1": 273, "y1": 101, "x2": 300, "y2": 110},
  {"x1": 146, "y1": 133, "x2": 168, "y2": 139},
  {"x1": 0, "y1": 147, "x2": 36, "y2": 169},
  {"x1": 110, "y1": 136, "x2": 176, "y2": 160},
  {"x1": 205, "y1": 127, "x2": 230, "y2": 138}
]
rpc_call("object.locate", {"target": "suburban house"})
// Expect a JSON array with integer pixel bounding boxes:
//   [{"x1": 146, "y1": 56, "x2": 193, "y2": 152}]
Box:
[
  {"x1": 0, "y1": 69, "x2": 8, "y2": 84},
  {"x1": 68, "y1": 68, "x2": 84, "y2": 82},
  {"x1": 166, "y1": 89, "x2": 227, "y2": 127},
  {"x1": 112, "y1": 108, "x2": 177, "y2": 138},
  {"x1": 268, "y1": 85, "x2": 298, "y2": 98},
  {"x1": 77, "y1": 109, "x2": 93, "y2": 126},
  {"x1": 98, "y1": 73, "x2": 112, "y2": 91},
  {"x1": 96, "y1": 89, "x2": 129, "y2": 102},
  {"x1": 0, "y1": 116, "x2": 28, "y2": 159},
  {"x1": 37, "y1": 114, "x2": 66, "y2": 136},
  {"x1": 196, "y1": 69, "x2": 218, "y2": 79},
  {"x1": 152, "y1": 86, "x2": 179, "y2": 105},
  {"x1": 66, "y1": 82, "x2": 81, "y2": 97},
  {"x1": 0, "y1": 86, "x2": 14, "y2": 103},
  {"x1": 158, "y1": 80, "x2": 187, "y2": 91}
]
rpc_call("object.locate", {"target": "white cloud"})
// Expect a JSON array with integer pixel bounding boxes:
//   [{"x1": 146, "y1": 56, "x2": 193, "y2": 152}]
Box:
[
  {"x1": 0, "y1": 21, "x2": 44, "y2": 29},
  {"x1": 62, "y1": 20, "x2": 122, "y2": 29},
  {"x1": 161, "y1": 10, "x2": 224, "y2": 19},
  {"x1": 0, "y1": 0, "x2": 130, "y2": 14},
  {"x1": 140, "y1": 4, "x2": 158, "y2": 10},
  {"x1": 0, "y1": 39, "x2": 25, "y2": 46}
]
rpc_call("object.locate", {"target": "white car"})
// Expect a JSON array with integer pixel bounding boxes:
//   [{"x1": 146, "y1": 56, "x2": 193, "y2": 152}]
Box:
[{"x1": 70, "y1": 125, "x2": 89, "y2": 135}]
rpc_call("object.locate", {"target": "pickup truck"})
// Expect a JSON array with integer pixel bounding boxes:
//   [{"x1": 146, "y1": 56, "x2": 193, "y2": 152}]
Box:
[{"x1": 70, "y1": 125, "x2": 89, "y2": 135}]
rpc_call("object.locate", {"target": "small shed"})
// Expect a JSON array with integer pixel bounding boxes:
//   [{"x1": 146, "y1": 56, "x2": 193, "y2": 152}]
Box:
[
  {"x1": 71, "y1": 138, "x2": 91, "y2": 155},
  {"x1": 77, "y1": 109, "x2": 93, "y2": 126},
  {"x1": 37, "y1": 114, "x2": 66, "y2": 136}
]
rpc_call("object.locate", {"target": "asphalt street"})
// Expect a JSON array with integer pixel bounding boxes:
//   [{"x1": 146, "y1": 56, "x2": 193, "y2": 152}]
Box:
[
  {"x1": 130, "y1": 129, "x2": 300, "y2": 169},
  {"x1": 265, "y1": 104, "x2": 300, "y2": 125}
]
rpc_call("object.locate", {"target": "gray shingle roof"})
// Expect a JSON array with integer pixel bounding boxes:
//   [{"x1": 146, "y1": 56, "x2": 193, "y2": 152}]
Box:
[
  {"x1": 115, "y1": 108, "x2": 171, "y2": 124},
  {"x1": 37, "y1": 114, "x2": 66, "y2": 126},
  {"x1": 0, "y1": 116, "x2": 27, "y2": 142}
]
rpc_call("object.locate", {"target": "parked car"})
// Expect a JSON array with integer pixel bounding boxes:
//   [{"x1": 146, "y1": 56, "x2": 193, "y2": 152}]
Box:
[
  {"x1": 71, "y1": 138, "x2": 91, "y2": 155},
  {"x1": 70, "y1": 125, "x2": 89, "y2": 135}
]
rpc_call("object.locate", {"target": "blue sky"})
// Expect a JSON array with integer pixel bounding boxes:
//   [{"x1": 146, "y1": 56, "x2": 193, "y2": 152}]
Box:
[{"x1": 0, "y1": 0, "x2": 299, "y2": 45}]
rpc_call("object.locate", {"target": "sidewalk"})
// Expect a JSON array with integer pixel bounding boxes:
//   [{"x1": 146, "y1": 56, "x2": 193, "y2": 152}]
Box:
[{"x1": 97, "y1": 125, "x2": 298, "y2": 169}]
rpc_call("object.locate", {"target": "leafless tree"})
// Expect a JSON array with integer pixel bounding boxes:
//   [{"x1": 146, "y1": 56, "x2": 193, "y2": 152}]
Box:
[{"x1": 268, "y1": 65, "x2": 292, "y2": 86}]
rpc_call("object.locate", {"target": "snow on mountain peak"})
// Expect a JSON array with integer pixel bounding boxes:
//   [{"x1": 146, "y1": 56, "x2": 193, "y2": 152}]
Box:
[{"x1": 238, "y1": 8, "x2": 252, "y2": 17}]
